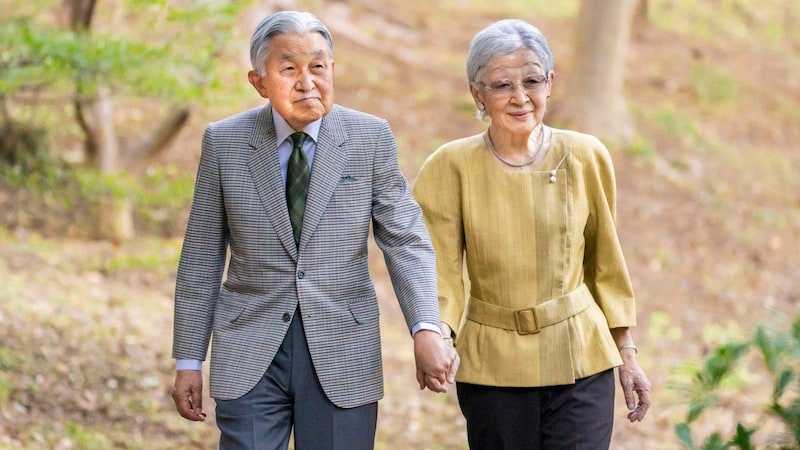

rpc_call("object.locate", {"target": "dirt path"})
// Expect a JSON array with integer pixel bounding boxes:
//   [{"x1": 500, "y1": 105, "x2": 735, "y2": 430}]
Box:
[{"x1": 0, "y1": 234, "x2": 675, "y2": 449}]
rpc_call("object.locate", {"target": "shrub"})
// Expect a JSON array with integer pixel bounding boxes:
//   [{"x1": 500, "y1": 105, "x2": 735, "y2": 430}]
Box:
[{"x1": 672, "y1": 314, "x2": 800, "y2": 449}]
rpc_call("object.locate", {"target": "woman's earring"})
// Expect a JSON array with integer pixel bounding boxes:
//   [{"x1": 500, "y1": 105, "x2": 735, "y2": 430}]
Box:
[{"x1": 477, "y1": 102, "x2": 485, "y2": 111}]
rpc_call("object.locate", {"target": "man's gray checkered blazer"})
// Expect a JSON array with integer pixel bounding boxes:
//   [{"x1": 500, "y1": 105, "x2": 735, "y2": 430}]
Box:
[{"x1": 172, "y1": 103, "x2": 440, "y2": 408}]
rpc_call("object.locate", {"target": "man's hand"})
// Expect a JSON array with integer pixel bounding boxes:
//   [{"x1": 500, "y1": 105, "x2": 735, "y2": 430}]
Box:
[
  {"x1": 172, "y1": 370, "x2": 207, "y2": 421},
  {"x1": 414, "y1": 329, "x2": 460, "y2": 393}
]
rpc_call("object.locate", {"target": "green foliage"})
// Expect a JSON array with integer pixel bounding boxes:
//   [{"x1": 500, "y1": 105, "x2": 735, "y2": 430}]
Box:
[
  {"x1": 690, "y1": 63, "x2": 739, "y2": 111},
  {"x1": 63, "y1": 422, "x2": 113, "y2": 450},
  {"x1": 444, "y1": 0, "x2": 579, "y2": 18},
  {"x1": 0, "y1": 0, "x2": 249, "y2": 201},
  {"x1": 0, "y1": 117, "x2": 53, "y2": 171},
  {"x1": 1, "y1": 1, "x2": 247, "y2": 102},
  {"x1": 653, "y1": 105, "x2": 708, "y2": 151},
  {"x1": 104, "y1": 243, "x2": 181, "y2": 273},
  {"x1": 648, "y1": 0, "x2": 800, "y2": 46},
  {"x1": 0, "y1": 158, "x2": 194, "y2": 237},
  {"x1": 624, "y1": 134, "x2": 656, "y2": 158},
  {"x1": 671, "y1": 315, "x2": 800, "y2": 449},
  {"x1": 648, "y1": 311, "x2": 683, "y2": 342}
]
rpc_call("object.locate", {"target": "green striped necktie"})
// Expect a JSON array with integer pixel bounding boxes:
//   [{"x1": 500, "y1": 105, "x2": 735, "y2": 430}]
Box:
[{"x1": 286, "y1": 132, "x2": 309, "y2": 247}]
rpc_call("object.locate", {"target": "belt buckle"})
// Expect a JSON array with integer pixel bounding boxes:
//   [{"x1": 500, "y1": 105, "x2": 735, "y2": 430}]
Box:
[{"x1": 514, "y1": 308, "x2": 539, "y2": 335}]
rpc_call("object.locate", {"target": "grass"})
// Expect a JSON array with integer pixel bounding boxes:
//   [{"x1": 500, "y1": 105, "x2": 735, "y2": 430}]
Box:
[
  {"x1": 690, "y1": 63, "x2": 740, "y2": 111},
  {"x1": 649, "y1": 0, "x2": 800, "y2": 45},
  {"x1": 0, "y1": 235, "x2": 218, "y2": 449},
  {"x1": 652, "y1": 105, "x2": 708, "y2": 151},
  {"x1": 452, "y1": 0, "x2": 580, "y2": 18},
  {"x1": 0, "y1": 232, "x2": 470, "y2": 450}
]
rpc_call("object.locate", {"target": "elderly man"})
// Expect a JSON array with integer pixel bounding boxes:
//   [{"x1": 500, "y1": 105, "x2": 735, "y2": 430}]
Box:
[{"x1": 171, "y1": 10, "x2": 458, "y2": 450}]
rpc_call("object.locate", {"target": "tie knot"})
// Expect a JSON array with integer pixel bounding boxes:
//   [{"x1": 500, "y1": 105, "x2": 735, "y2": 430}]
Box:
[{"x1": 290, "y1": 132, "x2": 306, "y2": 150}]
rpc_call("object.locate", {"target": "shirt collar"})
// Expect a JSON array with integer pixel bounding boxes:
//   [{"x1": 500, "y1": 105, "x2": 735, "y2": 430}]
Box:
[{"x1": 272, "y1": 108, "x2": 322, "y2": 146}]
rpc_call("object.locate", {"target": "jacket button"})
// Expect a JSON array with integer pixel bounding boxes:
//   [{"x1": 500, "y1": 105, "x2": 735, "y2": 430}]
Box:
[
  {"x1": 297, "y1": 270, "x2": 305, "y2": 279},
  {"x1": 282, "y1": 312, "x2": 291, "y2": 323}
]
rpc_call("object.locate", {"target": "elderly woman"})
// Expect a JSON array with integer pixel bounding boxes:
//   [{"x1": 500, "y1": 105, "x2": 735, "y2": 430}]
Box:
[{"x1": 413, "y1": 19, "x2": 652, "y2": 449}]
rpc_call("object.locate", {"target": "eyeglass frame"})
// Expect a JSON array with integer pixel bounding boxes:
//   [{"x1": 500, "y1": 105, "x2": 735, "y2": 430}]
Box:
[{"x1": 477, "y1": 73, "x2": 551, "y2": 99}]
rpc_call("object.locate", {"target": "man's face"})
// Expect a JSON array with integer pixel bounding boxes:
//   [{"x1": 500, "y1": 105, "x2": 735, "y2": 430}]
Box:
[{"x1": 248, "y1": 32, "x2": 335, "y2": 131}]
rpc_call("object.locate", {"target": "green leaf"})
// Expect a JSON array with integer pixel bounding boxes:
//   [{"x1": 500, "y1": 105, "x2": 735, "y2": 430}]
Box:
[
  {"x1": 687, "y1": 403, "x2": 707, "y2": 423},
  {"x1": 675, "y1": 423, "x2": 695, "y2": 449},
  {"x1": 792, "y1": 317, "x2": 800, "y2": 342},
  {"x1": 774, "y1": 369, "x2": 793, "y2": 399},
  {"x1": 700, "y1": 433, "x2": 728, "y2": 450},
  {"x1": 1, "y1": 2, "x2": 247, "y2": 102},
  {"x1": 754, "y1": 324, "x2": 787, "y2": 374},
  {"x1": 701, "y1": 341, "x2": 749, "y2": 387},
  {"x1": 728, "y1": 423, "x2": 756, "y2": 450}
]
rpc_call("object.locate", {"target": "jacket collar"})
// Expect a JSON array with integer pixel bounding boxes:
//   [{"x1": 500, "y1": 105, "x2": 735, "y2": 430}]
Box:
[{"x1": 248, "y1": 104, "x2": 348, "y2": 259}]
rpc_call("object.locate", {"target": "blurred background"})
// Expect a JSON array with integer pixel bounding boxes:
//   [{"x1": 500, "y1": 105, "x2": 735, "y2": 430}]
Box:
[{"x1": 1, "y1": 0, "x2": 799, "y2": 448}]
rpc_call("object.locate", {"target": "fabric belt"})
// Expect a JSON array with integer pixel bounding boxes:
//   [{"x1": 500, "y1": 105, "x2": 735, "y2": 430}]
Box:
[{"x1": 467, "y1": 284, "x2": 593, "y2": 335}]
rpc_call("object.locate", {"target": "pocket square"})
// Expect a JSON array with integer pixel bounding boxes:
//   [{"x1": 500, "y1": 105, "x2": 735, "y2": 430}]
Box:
[{"x1": 340, "y1": 175, "x2": 356, "y2": 182}]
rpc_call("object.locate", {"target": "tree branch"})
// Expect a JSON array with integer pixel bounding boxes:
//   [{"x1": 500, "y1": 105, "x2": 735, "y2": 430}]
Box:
[{"x1": 124, "y1": 107, "x2": 191, "y2": 169}]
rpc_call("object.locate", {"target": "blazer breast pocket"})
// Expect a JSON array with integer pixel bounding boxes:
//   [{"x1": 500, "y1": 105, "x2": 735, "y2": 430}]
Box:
[{"x1": 330, "y1": 176, "x2": 371, "y2": 210}]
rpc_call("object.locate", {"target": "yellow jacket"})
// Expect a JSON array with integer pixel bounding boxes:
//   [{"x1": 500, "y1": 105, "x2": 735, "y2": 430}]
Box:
[{"x1": 412, "y1": 128, "x2": 636, "y2": 387}]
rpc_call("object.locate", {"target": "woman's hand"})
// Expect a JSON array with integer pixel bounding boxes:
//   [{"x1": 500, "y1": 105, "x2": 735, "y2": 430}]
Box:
[
  {"x1": 618, "y1": 349, "x2": 652, "y2": 422},
  {"x1": 413, "y1": 329, "x2": 460, "y2": 393}
]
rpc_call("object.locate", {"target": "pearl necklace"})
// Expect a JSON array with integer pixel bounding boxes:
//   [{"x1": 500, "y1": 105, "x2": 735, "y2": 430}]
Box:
[{"x1": 485, "y1": 124, "x2": 546, "y2": 168}]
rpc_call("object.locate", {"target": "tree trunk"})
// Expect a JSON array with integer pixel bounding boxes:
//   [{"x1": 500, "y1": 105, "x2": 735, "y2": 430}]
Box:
[
  {"x1": 66, "y1": 0, "x2": 132, "y2": 242},
  {"x1": 67, "y1": 0, "x2": 96, "y2": 31},
  {"x1": 65, "y1": 0, "x2": 188, "y2": 242},
  {"x1": 94, "y1": 87, "x2": 134, "y2": 242},
  {"x1": 554, "y1": 0, "x2": 637, "y2": 145},
  {"x1": 74, "y1": 87, "x2": 134, "y2": 241}
]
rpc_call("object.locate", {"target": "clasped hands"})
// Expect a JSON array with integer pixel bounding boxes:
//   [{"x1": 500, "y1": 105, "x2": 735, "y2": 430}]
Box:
[
  {"x1": 414, "y1": 323, "x2": 460, "y2": 393},
  {"x1": 173, "y1": 324, "x2": 461, "y2": 421}
]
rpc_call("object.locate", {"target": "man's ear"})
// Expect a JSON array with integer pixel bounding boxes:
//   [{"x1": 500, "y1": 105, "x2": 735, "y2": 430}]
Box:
[{"x1": 248, "y1": 70, "x2": 269, "y2": 99}]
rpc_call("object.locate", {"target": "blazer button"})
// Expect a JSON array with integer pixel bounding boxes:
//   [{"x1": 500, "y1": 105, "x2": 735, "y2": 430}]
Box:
[
  {"x1": 282, "y1": 312, "x2": 291, "y2": 323},
  {"x1": 297, "y1": 270, "x2": 305, "y2": 279}
]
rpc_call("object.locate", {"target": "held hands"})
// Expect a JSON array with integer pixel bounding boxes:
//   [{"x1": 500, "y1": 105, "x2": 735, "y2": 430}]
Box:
[
  {"x1": 172, "y1": 370, "x2": 207, "y2": 421},
  {"x1": 618, "y1": 349, "x2": 652, "y2": 422},
  {"x1": 413, "y1": 327, "x2": 460, "y2": 393}
]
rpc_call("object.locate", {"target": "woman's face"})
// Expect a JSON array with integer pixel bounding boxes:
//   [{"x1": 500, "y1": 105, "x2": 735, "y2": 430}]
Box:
[{"x1": 471, "y1": 48, "x2": 553, "y2": 136}]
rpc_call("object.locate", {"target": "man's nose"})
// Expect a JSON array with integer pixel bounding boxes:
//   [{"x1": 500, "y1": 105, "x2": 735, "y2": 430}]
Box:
[{"x1": 295, "y1": 72, "x2": 314, "y2": 90}]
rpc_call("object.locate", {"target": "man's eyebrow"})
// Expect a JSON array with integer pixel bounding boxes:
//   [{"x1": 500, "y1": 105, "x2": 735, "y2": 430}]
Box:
[
  {"x1": 312, "y1": 49, "x2": 328, "y2": 59},
  {"x1": 277, "y1": 50, "x2": 328, "y2": 62}
]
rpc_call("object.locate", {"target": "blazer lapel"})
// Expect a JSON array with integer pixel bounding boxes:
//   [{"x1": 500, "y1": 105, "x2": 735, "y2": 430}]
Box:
[
  {"x1": 248, "y1": 105, "x2": 298, "y2": 258},
  {"x1": 300, "y1": 107, "x2": 347, "y2": 249}
]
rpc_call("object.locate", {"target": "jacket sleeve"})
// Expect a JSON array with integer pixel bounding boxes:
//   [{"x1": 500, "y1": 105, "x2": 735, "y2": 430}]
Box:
[
  {"x1": 370, "y1": 119, "x2": 440, "y2": 332},
  {"x1": 412, "y1": 147, "x2": 466, "y2": 335},
  {"x1": 172, "y1": 123, "x2": 230, "y2": 361},
  {"x1": 581, "y1": 138, "x2": 637, "y2": 328}
]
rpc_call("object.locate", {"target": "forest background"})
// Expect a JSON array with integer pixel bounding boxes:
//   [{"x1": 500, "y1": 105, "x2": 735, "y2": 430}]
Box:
[{"x1": 1, "y1": 0, "x2": 799, "y2": 449}]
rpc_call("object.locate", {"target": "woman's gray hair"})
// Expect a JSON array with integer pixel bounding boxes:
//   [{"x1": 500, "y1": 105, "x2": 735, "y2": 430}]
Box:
[
  {"x1": 250, "y1": 11, "x2": 334, "y2": 76},
  {"x1": 466, "y1": 19, "x2": 554, "y2": 120}
]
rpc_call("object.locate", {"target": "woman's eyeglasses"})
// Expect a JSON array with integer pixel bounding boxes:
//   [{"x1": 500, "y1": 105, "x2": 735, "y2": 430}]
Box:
[{"x1": 480, "y1": 74, "x2": 549, "y2": 99}]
